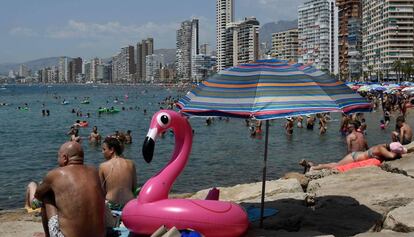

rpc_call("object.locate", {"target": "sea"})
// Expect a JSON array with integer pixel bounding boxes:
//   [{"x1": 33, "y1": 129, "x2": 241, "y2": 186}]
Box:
[{"x1": 0, "y1": 84, "x2": 409, "y2": 209}]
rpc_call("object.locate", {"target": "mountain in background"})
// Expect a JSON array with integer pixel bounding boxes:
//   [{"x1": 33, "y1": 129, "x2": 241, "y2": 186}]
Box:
[
  {"x1": 154, "y1": 48, "x2": 176, "y2": 66},
  {"x1": 0, "y1": 48, "x2": 177, "y2": 76},
  {"x1": 260, "y1": 19, "x2": 298, "y2": 50},
  {"x1": 0, "y1": 57, "x2": 61, "y2": 75}
]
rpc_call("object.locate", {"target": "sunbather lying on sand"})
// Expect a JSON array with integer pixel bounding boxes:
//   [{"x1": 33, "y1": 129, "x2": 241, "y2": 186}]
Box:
[{"x1": 300, "y1": 142, "x2": 410, "y2": 172}]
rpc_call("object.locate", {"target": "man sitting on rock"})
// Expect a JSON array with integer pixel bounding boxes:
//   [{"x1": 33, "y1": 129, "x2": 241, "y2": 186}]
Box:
[{"x1": 25, "y1": 141, "x2": 106, "y2": 237}]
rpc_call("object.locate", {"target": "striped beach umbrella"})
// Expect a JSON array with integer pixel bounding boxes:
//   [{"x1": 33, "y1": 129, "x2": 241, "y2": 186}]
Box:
[
  {"x1": 178, "y1": 59, "x2": 371, "y2": 119},
  {"x1": 177, "y1": 59, "x2": 372, "y2": 226}
]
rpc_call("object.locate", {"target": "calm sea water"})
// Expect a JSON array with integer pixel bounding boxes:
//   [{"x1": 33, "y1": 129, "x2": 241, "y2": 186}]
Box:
[{"x1": 0, "y1": 84, "x2": 409, "y2": 209}]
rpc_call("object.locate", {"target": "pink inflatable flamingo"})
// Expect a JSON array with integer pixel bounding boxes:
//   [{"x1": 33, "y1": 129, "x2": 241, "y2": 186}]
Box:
[{"x1": 122, "y1": 110, "x2": 249, "y2": 237}]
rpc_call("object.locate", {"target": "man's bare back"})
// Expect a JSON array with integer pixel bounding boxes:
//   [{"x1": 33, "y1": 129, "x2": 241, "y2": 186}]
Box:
[{"x1": 35, "y1": 142, "x2": 105, "y2": 237}]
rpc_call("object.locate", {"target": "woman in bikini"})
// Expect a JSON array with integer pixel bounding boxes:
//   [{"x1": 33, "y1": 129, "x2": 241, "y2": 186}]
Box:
[{"x1": 300, "y1": 142, "x2": 408, "y2": 172}]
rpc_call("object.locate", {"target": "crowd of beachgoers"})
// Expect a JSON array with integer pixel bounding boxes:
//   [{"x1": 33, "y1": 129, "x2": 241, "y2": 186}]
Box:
[{"x1": 8, "y1": 81, "x2": 414, "y2": 237}]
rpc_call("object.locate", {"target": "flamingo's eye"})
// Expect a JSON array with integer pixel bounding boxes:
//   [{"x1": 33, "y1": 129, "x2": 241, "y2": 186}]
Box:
[
  {"x1": 161, "y1": 115, "x2": 168, "y2": 124},
  {"x1": 157, "y1": 113, "x2": 171, "y2": 128}
]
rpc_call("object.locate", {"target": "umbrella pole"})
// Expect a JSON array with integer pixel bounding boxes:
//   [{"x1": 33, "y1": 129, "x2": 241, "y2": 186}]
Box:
[{"x1": 260, "y1": 120, "x2": 270, "y2": 228}]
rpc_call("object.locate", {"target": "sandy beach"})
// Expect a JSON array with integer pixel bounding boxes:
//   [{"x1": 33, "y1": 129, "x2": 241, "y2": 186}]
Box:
[{"x1": 2, "y1": 142, "x2": 414, "y2": 237}]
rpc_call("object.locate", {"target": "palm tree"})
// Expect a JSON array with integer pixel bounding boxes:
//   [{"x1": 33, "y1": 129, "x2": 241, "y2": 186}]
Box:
[
  {"x1": 392, "y1": 60, "x2": 402, "y2": 83},
  {"x1": 367, "y1": 65, "x2": 373, "y2": 81}
]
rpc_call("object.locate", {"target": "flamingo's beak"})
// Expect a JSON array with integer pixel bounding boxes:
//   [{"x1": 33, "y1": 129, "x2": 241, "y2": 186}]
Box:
[{"x1": 142, "y1": 128, "x2": 157, "y2": 163}]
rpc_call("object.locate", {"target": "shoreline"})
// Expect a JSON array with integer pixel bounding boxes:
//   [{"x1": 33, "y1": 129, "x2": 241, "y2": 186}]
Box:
[{"x1": 2, "y1": 142, "x2": 414, "y2": 236}]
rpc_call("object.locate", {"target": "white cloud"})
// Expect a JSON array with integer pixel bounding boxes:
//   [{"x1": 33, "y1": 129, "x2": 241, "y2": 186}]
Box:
[
  {"x1": 46, "y1": 20, "x2": 180, "y2": 48},
  {"x1": 46, "y1": 18, "x2": 218, "y2": 50},
  {"x1": 9, "y1": 27, "x2": 38, "y2": 37}
]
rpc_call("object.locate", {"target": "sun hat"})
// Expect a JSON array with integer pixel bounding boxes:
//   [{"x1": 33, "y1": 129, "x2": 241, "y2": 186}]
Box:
[
  {"x1": 286, "y1": 117, "x2": 293, "y2": 121},
  {"x1": 390, "y1": 142, "x2": 407, "y2": 154}
]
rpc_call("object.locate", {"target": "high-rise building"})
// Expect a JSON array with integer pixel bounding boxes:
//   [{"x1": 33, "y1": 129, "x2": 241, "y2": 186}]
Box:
[
  {"x1": 224, "y1": 17, "x2": 260, "y2": 68},
  {"x1": 18, "y1": 64, "x2": 30, "y2": 78},
  {"x1": 69, "y1": 57, "x2": 82, "y2": 83},
  {"x1": 216, "y1": 0, "x2": 234, "y2": 71},
  {"x1": 112, "y1": 46, "x2": 135, "y2": 83},
  {"x1": 337, "y1": 0, "x2": 362, "y2": 80},
  {"x1": 298, "y1": 0, "x2": 339, "y2": 74},
  {"x1": 176, "y1": 19, "x2": 199, "y2": 80},
  {"x1": 96, "y1": 64, "x2": 112, "y2": 83},
  {"x1": 362, "y1": 0, "x2": 414, "y2": 80},
  {"x1": 58, "y1": 57, "x2": 69, "y2": 83},
  {"x1": 200, "y1": 43, "x2": 209, "y2": 55},
  {"x1": 272, "y1": 28, "x2": 299, "y2": 62},
  {"x1": 90, "y1": 58, "x2": 102, "y2": 82},
  {"x1": 84, "y1": 62, "x2": 91, "y2": 82},
  {"x1": 136, "y1": 38, "x2": 154, "y2": 82},
  {"x1": 146, "y1": 54, "x2": 165, "y2": 83}
]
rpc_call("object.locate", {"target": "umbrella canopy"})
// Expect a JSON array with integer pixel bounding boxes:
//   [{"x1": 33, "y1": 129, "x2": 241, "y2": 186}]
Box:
[
  {"x1": 178, "y1": 60, "x2": 372, "y2": 119},
  {"x1": 177, "y1": 60, "x2": 371, "y2": 227}
]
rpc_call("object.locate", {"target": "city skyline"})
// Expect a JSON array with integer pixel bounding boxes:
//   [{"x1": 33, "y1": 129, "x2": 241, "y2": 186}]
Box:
[{"x1": 0, "y1": 0, "x2": 305, "y2": 64}]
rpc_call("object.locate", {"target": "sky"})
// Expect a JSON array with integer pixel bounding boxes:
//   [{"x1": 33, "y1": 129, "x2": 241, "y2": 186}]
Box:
[{"x1": 0, "y1": 0, "x2": 305, "y2": 64}]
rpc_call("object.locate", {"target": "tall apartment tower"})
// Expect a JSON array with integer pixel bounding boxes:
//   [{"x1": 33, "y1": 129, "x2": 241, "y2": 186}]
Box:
[
  {"x1": 176, "y1": 19, "x2": 199, "y2": 80},
  {"x1": 337, "y1": 0, "x2": 362, "y2": 80},
  {"x1": 112, "y1": 46, "x2": 135, "y2": 83},
  {"x1": 58, "y1": 57, "x2": 69, "y2": 83},
  {"x1": 136, "y1": 38, "x2": 154, "y2": 82},
  {"x1": 68, "y1": 57, "x2": 82, "y2": 83},
  {"x1": 224, "y1": 17, "x2": 260, "y2": 68},
  {"x1": 90, "y1": 58, "x2": 102, "y2": 83},
  {"x1": 216, "y1": 0, "x2": 234, "y2": 71},
  {"x1": 272, "y1": 29, "x2": 299, "y2": 62},
  {"x1": 362, "y1": 0, "x2": 414, "y2": 79},
  {"x1": 200, "y1": 43, "x2": 209, "y2": 55},
  {"x1": 298, "y1": 0, "x2": 339, "y2": 74}
]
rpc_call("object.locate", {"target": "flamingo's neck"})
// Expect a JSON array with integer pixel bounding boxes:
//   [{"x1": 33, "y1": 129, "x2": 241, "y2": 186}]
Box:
[{"x1": 138, "y1": 120, "x2": 192, "y2": 204}]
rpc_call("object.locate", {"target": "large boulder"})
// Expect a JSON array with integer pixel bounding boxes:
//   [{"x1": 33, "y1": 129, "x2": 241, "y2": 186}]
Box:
[
  {"x1": 382, "y1": 153, "x2": 414, "y2": 178},
  {"x1": 190, "y1": 179, "x2": 303, "y2": 202},
  {"x1": 307, "y1": 167, "x2": 414, "y2": 215},
  {"x1": 383, "y1": 200, "x2": 414, "y2": 232},
  {"x1": 354, "y1": 230, "x2": 414, "y2": 236}
]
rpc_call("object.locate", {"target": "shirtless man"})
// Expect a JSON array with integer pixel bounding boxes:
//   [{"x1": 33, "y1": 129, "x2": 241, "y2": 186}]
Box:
[
  {"x1": 285, "y1": 117, "x2": 294, "y2": 135},
  {"x1": 89, "y1": 126, "x2": 101, "y2": 144},
  {"x1": 346, "y1": 121, "x2": 368, "y2": 152},
  {"x1": 306, "y1": 115, "x2": 315, "y2": 130},
  {"x1": 99, "y1": 137, "x2": 137, "y2": 211},
  {"x1": 392, "y1": 116, "x2": 413, "y2": 145},
  {"x1": 32, "y1": 142, "x2": 105, "y2": 237}
]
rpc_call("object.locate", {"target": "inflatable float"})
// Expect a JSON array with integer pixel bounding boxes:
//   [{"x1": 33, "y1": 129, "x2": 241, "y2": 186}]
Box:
[
  {"x1": 62, "y1": 101, "x2": 69, "y2": 105},
  {"x1": 79, "y1": 121, "x2": 88, "y2": 127},
  {"x1": 122, "y1": 110, "x2": 248, "y2": 237},
  {"x1": 336, "y1": 158, "x2": 381, "y2": 172},
  {"x1": 98, "y1": 108, "x2": 120, "y2": 113},
  {"x1": 80, "y1": 100, "x2": 90, "y2": 104}
]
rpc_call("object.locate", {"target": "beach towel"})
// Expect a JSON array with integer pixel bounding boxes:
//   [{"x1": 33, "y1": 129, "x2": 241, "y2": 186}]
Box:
[
  {"x1": 246, "y1": 206, "x2": 278, "y2": 222},
  {"x1": 336, "y1": 158, "x2": 382, "y2": 172}
]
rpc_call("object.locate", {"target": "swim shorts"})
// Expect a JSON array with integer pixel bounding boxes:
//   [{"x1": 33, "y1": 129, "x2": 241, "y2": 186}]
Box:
[{"x1": 48, "y1": 215, "x2": 65, "y2": 237}]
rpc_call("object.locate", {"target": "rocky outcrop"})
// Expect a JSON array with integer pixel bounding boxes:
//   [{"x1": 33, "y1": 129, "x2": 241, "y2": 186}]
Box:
[
  {"x1": 307, "y1": 166, "x2": 414, "y2": 215},
  {"x1": 383, "y1": 201, "x2": 414, "y2": 232},
  {"x1": 190, "y1": 179, "x2": 303, "y2": 202}
]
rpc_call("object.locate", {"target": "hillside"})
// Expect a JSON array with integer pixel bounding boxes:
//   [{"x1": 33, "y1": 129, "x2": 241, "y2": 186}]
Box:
[{"x1": 260, "y1": 19, "x2": 298, "y2": 50}]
